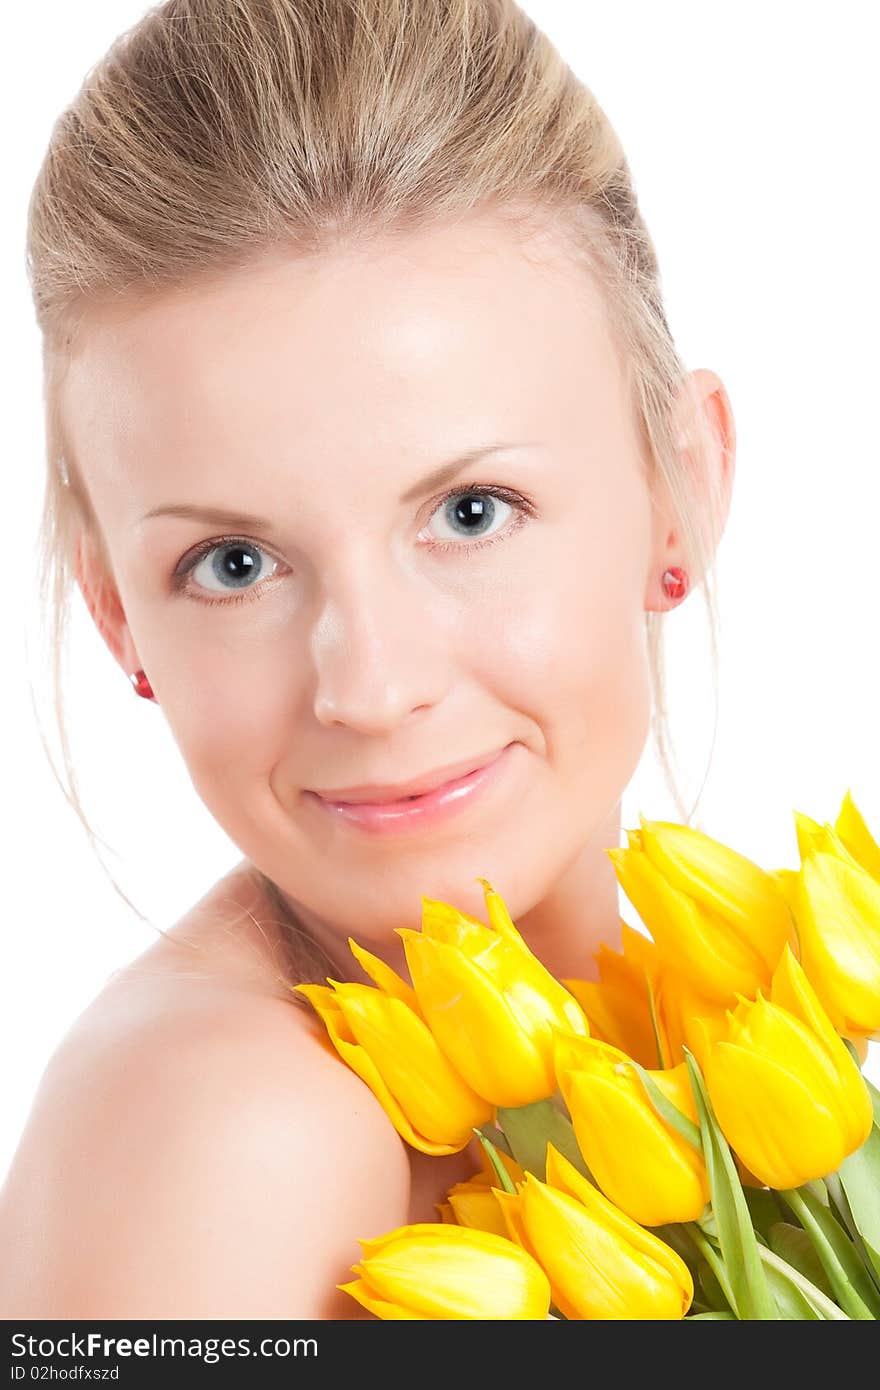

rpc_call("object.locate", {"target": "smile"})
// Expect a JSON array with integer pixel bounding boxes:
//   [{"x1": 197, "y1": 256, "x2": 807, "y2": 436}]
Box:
[{"x1": 302, "y1": 742, "x2": 520, "y2": 837}]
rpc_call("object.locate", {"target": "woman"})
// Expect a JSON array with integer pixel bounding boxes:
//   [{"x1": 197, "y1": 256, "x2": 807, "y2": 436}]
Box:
[{"x1": 2, "y1": 0, "x2": 733, "y2": 1317}]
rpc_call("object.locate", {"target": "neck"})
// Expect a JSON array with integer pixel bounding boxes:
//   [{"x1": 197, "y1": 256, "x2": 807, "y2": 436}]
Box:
[
  {"x1": 258, "y1": 801, "x2": 623, "y2": 991},
  {"x1": 510, "y1": 800, "x2": 623, "y2": 985}
]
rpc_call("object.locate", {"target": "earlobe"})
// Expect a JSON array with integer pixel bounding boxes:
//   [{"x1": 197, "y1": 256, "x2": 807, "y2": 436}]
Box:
[{"x1": 74, "y1": 534, "x2": 140, "y2": 677}]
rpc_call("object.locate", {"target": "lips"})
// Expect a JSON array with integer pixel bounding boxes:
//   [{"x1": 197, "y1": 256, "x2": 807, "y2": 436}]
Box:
[{"x1": 312, "y1": 745, "x2": 511, "y2": 805}]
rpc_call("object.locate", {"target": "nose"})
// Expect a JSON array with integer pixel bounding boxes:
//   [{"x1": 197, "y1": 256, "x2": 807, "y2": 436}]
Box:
[{"x1": 309, "y1": 552, "x2": 454, "y2": 733}]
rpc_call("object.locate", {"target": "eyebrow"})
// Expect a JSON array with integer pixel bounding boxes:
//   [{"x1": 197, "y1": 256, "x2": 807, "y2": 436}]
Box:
[
  {"x1": 137, "y1": 442, "x2": 534, "y2": 528},
  {"x1": 398, "y1": 443, "x2": 532, "y2": 501}
]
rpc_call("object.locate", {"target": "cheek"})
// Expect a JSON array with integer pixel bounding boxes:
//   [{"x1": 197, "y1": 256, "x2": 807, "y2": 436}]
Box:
[
  {"x1": 474, "y1": 528, "x2": 652, "y2": 801},
  {"x1": 149, "y1": 619, "x2": 297, "y2": 804}
]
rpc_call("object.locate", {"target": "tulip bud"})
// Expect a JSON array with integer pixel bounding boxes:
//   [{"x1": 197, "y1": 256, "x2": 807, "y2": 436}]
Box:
[
  {"x1": 554, "y1": 1033, "x2": 709, "y2": 1225},
  {"x1": 700, "y1": 947, "x2": 873, "y2": 1188},
  {"x1": 564, "y1": 924, "x2": 662, "y2": 1068},
  {"x1": 339, "y1": 1222, "x2": 551, "y2": 1319},
  {"x1": 606, "y1": 818, "x2": 793, "y2": 1006},
  {"x1": 834, "y1": 788, "x2": 880, "y2": 882},
  {"x1": 566, "y1": 925, "x2": 724, "y2": 1071},
  {"x1": 398, "y1": 879, "x2": 588, "y2": 1107},
  {"x1": 295, "y1": 939, "x2": 492, "y2": 1154},
  {"x1": 440, "y1": 1148, "x2": 524, "y2": 1236},
  {"x1": 789, "y1": 846, "x2": 880, "y2": 1037},
  {"x1": 494, "y1": 1145, "x2": 693, "y2": 1319}
]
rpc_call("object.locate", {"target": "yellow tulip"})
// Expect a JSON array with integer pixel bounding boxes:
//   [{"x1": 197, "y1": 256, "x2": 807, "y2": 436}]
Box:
[
  {"x1": 295, "y1": 939, "x2": 492, "y2": 1155},
  {"x1": 788, "y1": 844, "x2": 880, "y2": 1037},
  {"x1": 699, "y1": 947, "x2": 873, "y2": 1188},
  {"x1": 554, "y1": 1033, "x2": 709, "y2": 1225},
  {"x1": 566, "y1": 925, "x2": 725, "y2": 1070},
  {"x1": 495, "y1": 1145, "x2": 693, "y2": 1319},
  {"x1": 444, "y1": 1185, "x2": 509, "y2": 1237},
  {"x1": 339, "y1": 1222, "x2": 551, "y2": 1319},
  {"x1": 398, "y1": 878, "x2": 588, "y2": 1107},
  {"x1": 439, "y1": 1148, "x2": 525, "y2": 1235},
  {"x1": 835, "y1": 788, "x2": 880, "y2": 881},
  {"x1": 564, "y1": 924, "x2": 663, "y2": 1068},
  {"x1": 794, "y1": 790, "x2": 880, "y2": 883},
  {"x1": 607, "y1": 818, "x2": 794, "y2": 1007}
]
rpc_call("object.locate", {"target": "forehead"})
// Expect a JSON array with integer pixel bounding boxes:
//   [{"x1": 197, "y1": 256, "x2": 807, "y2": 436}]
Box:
[{"x1": 59, "y1": 211, "x2": 625, "y2": 509}]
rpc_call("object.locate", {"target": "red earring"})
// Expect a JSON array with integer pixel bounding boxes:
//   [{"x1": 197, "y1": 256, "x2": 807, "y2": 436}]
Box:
[
  {"x1": 130, "y1": 669, "x2": 156, "y2": 702},
  {"x1": 661, "y1": 567, "x2": 689, "y2": 602}
]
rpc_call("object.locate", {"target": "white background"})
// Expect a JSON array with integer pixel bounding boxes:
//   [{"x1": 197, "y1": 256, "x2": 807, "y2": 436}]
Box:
[{"x1": 2, "y1": 0, "x2": 878, "y2": 1185}]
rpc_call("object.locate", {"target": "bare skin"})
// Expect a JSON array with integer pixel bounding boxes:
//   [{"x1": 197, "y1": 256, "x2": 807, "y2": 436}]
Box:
[{"x1": 5, "y1": 207, "x2": 734, "y2": 1316}]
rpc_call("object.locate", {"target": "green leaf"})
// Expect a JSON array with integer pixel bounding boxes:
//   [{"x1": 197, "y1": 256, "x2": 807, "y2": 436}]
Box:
[
  {"x1": 686, "y1": 1311, "x2": 736, "y2": 1319},
  {"x1": 755, "y1": 1244, "x2": 849, "y2": 1319},
  {"x1": 768, "y1": 1222, "x2": 834, "y2": 1298},
  {"x1": 496, "y1": 1097, "x2": 590, "y2": 1181},
  {"x1": 697, "y1": 1258, "x2": 727, "y2": 1311},
  {"x1": 686, "y1": 1223, "x2": 737, "y2": 1314},
  {"x1": 644, "y1": 967, "x2": 667, "y2": 1069},
  {"x1": 653, "y1": 1223, "x2": 702, "y2": 1284},
  {"x1": 744, "y1": 1186, "x2": 787, "y2": 1242},
  {"x1": 628, "y1": 1059, "x2": 702, "y2": 1153},
  {"x1": 866, "y1": 1077, "x2": 880, "y2": 1128},
  {"x1": 684, "y1": 1049, "x2": 778, "y2": 1319},
  {"x1": 837, "y1": 1123, "x2": 880, "y2": 1285},
  {"x1": 761, "y1": 1251, "x2": 822, "y2": 1319},
  {"x1": 477, "y1": 1122, "x2": 513, "y2": 1158}
]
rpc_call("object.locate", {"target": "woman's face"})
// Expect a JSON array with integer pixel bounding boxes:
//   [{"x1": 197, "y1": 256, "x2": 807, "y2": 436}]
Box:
[{"x1": 64, "y1": 211, "x2": 705, "y2": 946}]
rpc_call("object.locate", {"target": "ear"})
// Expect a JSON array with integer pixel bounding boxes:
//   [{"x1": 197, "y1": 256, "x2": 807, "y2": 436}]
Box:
[
  {"x1": 645, "y1": 367, "x2": 736, "y2": 609},
  {"x1": 74, "y1": 532, "x2": 142, "y2": 681}
]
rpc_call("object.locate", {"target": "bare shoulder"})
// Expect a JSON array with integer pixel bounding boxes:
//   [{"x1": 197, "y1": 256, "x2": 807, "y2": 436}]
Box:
[{"x1": 0, "y1": 872, "x2": 410, "y2": 1319}]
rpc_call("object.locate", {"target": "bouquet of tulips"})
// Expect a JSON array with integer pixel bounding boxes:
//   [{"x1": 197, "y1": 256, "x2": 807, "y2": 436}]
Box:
[{"x1": 296, "y1": 789, "x2": 880, "y2": 1320}]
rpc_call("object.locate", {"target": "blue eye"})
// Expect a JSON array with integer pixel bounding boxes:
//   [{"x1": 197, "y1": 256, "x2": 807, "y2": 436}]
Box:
[
  {"x1": 173, "y1": 484, "x2": 533, "y2": 607},
  {"x1": 176, "y1": 539, "x2": 279, "y2": 606},
  {"x1": 424, "y1": 490, "x2": 514, "y2": 544}
]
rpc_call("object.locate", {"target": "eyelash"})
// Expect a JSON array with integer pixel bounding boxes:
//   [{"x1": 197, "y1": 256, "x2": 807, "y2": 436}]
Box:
[{"x1": 171, "y1": 483, "x2": 534, "y2": 608}]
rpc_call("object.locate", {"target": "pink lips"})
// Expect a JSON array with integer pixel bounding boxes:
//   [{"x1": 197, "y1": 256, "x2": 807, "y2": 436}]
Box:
[{"x1": 304, "y1": 742, "x2": 518, "y2": 835}]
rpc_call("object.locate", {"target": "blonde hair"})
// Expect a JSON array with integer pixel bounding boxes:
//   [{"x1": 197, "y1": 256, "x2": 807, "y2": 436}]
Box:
[{"x1": 26, "y1": 0, "x2": 723, "y2": 985}]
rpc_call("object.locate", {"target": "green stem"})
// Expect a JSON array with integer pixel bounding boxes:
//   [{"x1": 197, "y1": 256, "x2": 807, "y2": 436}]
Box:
[
  {"x1": 824, "y1": 1171, "x2": 880, "y2": 1296},
  {"x1": 823, "y1": 1171, "x2": 859, "y2": 1242},
  {"x1": 685, "y1": 1223, "x2": 738, "y2": 1315},
  {"x1": 784, "y1": 1185, "x2": 877, "y2": 1319},
  {"x1": 473, "y1": 1128, "x2": 517, "y2": 1194}
]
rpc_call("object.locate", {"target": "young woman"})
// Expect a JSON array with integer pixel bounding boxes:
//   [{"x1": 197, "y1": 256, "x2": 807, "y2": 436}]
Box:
[{"x1": 1, "y1": 0, "x2": 733, "y2": 1318}]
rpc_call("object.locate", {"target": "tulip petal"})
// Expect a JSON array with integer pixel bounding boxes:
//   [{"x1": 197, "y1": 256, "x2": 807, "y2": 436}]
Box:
[
  {"x1": 518, "y1": 1173, "x2": 692, "y2": 1319},
  {"x1": 607, "y1": 847, "x2": 769, "y2": 1003},
  {"x1": 419, "y1": 897, "x2": 493, "y2": 946},
  {"x1": 448, "y1": 1187, "x2": 509, "y2": 1237},
  {"x1": 338, "y1": 1278, "x2": 433, "y2": 1319},
  {"x1": 564, "y1": 930, "x2": 660, "y2": 1068},
  {"x1": 477, "y1": 877, "x2": 528, "y2": 945},
  {"x1": 333, "y1": 985, "x2": 492, "y2": 1145},
  {"x1": 543, "y1": 1145, "x2": 695, "y2": 1284},
  {"x1": 297, "y1": 985, "x2": 466, "y2": 1155},
  {"x1": 770, "y1": 944, "x2": 855, "y2": 1080},
  {"x1": 795, "y1": 853, "x2": 880, "y2": 1034},
  {"x1": 346, "y1": 939, "x2": 420, "y2": 1012},
  {"x1": 703, "y1": 1039, "x2": 872, "y2": 1188},
  {"x1": 794, "y1": 809, "x2": 826, "y2": 863},
  {"x1": 836, "y1": 789, "x2": 880, "y2": 882},
  {"x1": 637, "y1": 818, "x2": 792, "y2": 969},
  {"x1": 356, "y1": 1224, "x2": 551, "y2": 1319},
  {"x1": 401, "y1": 931, "x2": 553, "y2": 1105},
  {"x1": 558, "y1": 1053, "x2": 708, "y2": 1226}
]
